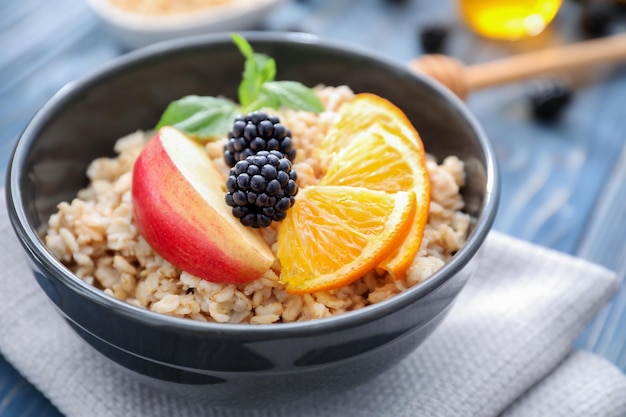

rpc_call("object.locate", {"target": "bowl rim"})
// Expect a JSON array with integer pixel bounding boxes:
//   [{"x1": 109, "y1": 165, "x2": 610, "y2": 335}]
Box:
[{"x1": 6, "y1": 31, "x2": 500, "y2": 337}]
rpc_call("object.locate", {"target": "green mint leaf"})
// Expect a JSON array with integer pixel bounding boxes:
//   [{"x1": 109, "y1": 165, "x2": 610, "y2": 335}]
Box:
[
  {"x1": 258, "y1": 56, "x2": 276, "y2": 85},
  {"x1": 261, "y1": 81, "x2": 324, "y2": 113},
  {"x1": 231, "y1": 33, "x2": 254, "y2": 60},
  {"x1": 232, "y1": 33, "x2": 257, "y2": 106},
  {"x1": 155, "y1": 95, "x2": 239, "y2": 140},
  {"x1": 156, "y1": 96, "x2": 227, "y2": 128},
  {"x1": 238, "y1": 56, "x2": 259, "y2": 106},
  {"x1": 242, "y1": 54, "x2": 276, "y2": 105},
  {"x1": 172, "y1": 107, "x2": 239, "y2": 140},
  {"x1": 242, "y1": 92, "x2": 281, "y2": 113},
  {"x1": 232, "y1": 33, "x2": 276, "y2": 108}
]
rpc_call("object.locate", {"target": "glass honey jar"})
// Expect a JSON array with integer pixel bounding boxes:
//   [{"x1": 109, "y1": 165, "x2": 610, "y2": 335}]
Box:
[{"x1": 458, "y1": 0, "x2": 563, "y2": 40}]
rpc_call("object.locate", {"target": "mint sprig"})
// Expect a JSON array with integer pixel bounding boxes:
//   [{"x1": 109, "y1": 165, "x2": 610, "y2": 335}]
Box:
[
  {"x1": 154, "y1": 34, "x2": 324, "y2": 141},
  {"x1": 232, "y1": 33, "x2": 277, "y2": 110},
  {"x1": 231, "y1": 34, "x2": 323, "y2": 114}
]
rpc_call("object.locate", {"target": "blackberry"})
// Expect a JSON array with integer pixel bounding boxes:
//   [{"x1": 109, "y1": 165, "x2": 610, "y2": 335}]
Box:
[
  {"x1": 419, "y1": 24, "x2": 449, "y2": 54},
  {"x1": 580, "y1": 4, "x2": 613, "y2": 38},
  {"x1": 225, "y1": 150, "x2": 298, "y2": 228},
  {"x1": 529, "y1": 78, "x2": 573, "y2": 122},
  {"x1": 224, "y1": 111, "x2": 296, "y2": 167}
]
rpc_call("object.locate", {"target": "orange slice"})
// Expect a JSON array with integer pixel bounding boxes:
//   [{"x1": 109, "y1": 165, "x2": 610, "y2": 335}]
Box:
[
  {"x1": 277, "y1": 186, "x2": 417, "y2": 294},
  {"x1": 320, "y1": 120, "x2": 430, "y2": 278},
  {"x1": 317, "y1": 93, "x2": 425, "y2": 161},
  {"x1": 321, "y1": 122, "x2": 427, "y2": 192}
]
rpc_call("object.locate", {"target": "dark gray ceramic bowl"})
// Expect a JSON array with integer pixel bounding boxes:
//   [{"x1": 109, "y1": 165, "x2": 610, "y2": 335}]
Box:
[{"x1": 5, "y1": 32, "x2": 499, "y2": 405}]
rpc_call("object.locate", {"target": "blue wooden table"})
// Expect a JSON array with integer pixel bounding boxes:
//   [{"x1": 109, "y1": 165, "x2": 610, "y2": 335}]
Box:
[{"x1": 2, "y1": 0, "x2": 626, "y2": 415}]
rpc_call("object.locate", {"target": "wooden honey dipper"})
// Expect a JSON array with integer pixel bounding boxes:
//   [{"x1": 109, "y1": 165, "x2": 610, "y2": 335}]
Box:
[{"x1": 409, "y1": 32, "x2": 626, "y2": 99}]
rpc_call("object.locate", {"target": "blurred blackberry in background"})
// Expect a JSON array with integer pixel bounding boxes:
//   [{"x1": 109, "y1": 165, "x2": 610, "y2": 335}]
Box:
[
  {"x1": 529, "y1": 78, "x2": 573, "y2": 122},
  {"x1": 580, "y1": 3, "x2": 613, "y2": 37},
  {"x1": 419, "y1": 24, "x2": 449, "y2": 54}
]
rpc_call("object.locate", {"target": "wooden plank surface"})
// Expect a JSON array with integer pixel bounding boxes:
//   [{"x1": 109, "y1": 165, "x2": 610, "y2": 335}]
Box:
[{"x1": 1, "y1": 0, "x2": 625, "y2": 415}]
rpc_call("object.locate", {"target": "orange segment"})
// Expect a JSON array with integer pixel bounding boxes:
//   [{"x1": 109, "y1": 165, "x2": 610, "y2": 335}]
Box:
[
  {"x1": 380, "y1": 209, "x2": 425, "y2": 278},
  {"x1": 317, "y1": 93, "x2": 425, "y2": 161},
  {"x1": 320, "y1": 119, "x2": 431, "y2": 278},
  {"x1": 277, "y1": 186, "x2": 417, "y2": 294},
  {"x1": 321, "y1": 122, "x2": 426, "y2": 192}
]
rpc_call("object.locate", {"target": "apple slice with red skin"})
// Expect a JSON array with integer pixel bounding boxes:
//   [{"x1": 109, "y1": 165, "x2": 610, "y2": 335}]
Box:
[{"x1": 132, "y1": 127, "x2": 275, "y2": 284}]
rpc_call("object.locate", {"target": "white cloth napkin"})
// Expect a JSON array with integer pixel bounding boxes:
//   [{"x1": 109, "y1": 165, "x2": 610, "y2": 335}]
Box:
[{"x1": 1, "y1": 188, "x2": 626, "y2": 417}]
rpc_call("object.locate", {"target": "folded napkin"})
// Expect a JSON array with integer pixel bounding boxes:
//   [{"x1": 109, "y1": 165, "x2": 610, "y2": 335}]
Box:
[{"x1": 1, "y1": 189, "x2": 625, "y2": 417}]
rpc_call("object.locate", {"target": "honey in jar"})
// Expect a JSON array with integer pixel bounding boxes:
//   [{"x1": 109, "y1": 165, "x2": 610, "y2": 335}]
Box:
[{"x1": 458, "y1": 0, "x2": 562, "y2": 40}]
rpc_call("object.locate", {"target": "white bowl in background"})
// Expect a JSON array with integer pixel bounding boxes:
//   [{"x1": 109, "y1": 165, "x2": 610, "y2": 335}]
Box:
[{"x1": 86, "y1": 0, "x2": 287, "y2": 49}]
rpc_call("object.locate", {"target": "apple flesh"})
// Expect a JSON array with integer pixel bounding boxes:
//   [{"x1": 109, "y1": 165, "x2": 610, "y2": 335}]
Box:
[{"x1": 132, "y1": 127, "x2": 275, "y2": 284}]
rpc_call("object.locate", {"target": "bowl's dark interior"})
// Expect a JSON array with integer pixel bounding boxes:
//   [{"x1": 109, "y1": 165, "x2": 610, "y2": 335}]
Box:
[{"x1": 17, "y1": 34, "x2": 488, "y2": 232}]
